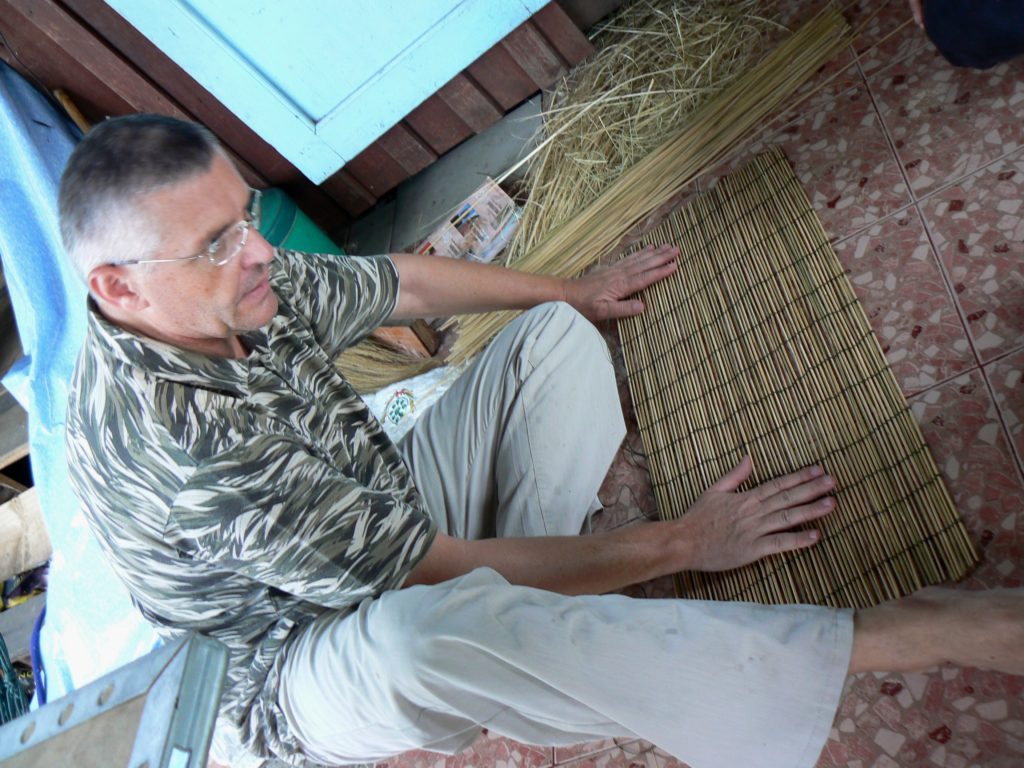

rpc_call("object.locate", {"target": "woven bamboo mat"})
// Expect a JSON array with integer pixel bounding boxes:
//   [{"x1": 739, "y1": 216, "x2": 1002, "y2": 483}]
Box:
[{"x1": 618, "y1": 148, "x2": 977, "y2": 609}]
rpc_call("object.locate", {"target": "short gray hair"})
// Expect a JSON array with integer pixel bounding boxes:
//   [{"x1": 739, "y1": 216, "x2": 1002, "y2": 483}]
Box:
[{"x1": 59, "y1": 114, "x2": 222, "y2": 281}]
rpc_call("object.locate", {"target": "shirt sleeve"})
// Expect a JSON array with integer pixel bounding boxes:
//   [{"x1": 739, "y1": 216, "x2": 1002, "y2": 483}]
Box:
[
  {"x1": 270, "y1": 248, "x2": 400, "y2": 359},
  {"x1": 165, "y1": 435, "x2": 436, "y2": 611}
]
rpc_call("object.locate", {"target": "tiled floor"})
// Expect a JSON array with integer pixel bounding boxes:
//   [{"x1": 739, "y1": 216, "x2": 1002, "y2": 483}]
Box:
[{"x1": 378, "y1": 3, "x2": 1024, "y2": 767}]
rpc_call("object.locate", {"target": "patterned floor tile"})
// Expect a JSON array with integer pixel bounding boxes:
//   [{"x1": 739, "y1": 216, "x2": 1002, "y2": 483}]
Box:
[
  {"x1": 910, "y1": 370, "x2": 1024, "y2": 588},
  {"x1": 870, "y1": 45, "x2": 1024, "y2": 198},
  {"x1": 377, "y1": 732, "x2": 552, "y2": 768},
  {"x1": 919, "y1": 151, "x2": 1024, "y2": 364},
  {"x1": 833, "y1": 207, "x2": 975, "y2": 394},
  {"x1": 844, "y1": 0, "x2": 930, "y2": 78},
  {"x1": 707, "y1": 83, "x2": 912, "y2": 243},
  {"x1": 986, "y1": 346, "x2": 1024, "y2": 467},
  {"x1": 555, "y1": 740, "x2": 689, "y2": 768},
  {"x1": 818, "y1": 670, "x2": 1024, "y2": 768},
  {"x1": 553, "y1": 739, "x2": 641, "y2": 765}
]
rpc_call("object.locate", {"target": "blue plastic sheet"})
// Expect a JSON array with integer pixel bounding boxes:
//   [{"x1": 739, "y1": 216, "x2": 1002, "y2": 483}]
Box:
[{"x1": 0, "y1": 62, "x2": 160, "y2": 701}]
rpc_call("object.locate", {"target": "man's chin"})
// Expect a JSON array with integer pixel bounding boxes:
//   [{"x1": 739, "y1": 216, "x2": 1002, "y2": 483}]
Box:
[{"x1": 242, "y1": 292, "x2": 279, "y2": 331}]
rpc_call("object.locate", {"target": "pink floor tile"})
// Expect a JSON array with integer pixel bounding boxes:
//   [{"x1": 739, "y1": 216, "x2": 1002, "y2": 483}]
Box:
[
  {"x1": 553, "y1": 738, "x2": 641, "y2": 765},
  {"x1": 818, "y1": 670, "x2": 1024, "y2": 768},
  {"x1": 844, "y1": 0, "x2": 930, "y2": 78},
  {"x1": 833, "y1": 208, "x2": 975, "y2": 394},
  {"x1": 870, "y1": 45, "x2": 1024, "y2": 197},
  {"x1": 708, "y1": 84, "x2": 912, "y2": 243},
  {"x1": 555, "y1": 740, "x2": 689, "y2": 768},
  {"x1": 910, "y1": 370, "x2": 1024, "y2": 588},
  {"x1": 986, "y1": 346, "x2": 1024, "y2": 466},
  {"x1": 377, "y1": 732, "x2": 552, "y2": 768},
  {"x1": 919, "y1": 150, "x2": 1024, "y2": 364}
]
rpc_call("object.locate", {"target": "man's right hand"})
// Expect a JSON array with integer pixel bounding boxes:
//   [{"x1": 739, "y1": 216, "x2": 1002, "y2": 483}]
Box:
[{"x1": 404, "y1": 456, "x2": 836, "y2": 596}]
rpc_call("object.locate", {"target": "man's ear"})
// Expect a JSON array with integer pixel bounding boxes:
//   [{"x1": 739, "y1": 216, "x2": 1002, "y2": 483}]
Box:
[{"x1": 88, "y1": 265, "x2": 150, "y2": 312}]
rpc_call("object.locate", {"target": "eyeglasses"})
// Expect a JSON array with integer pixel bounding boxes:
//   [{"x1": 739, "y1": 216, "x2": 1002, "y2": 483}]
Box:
[{"x1": 119, "y1": 189, "x2": 262, "y2": 268}]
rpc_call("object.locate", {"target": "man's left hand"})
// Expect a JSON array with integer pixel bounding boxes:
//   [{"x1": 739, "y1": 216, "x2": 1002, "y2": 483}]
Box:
[{"x1": 563, "y1": 244, "x2": 679, "y2": 323}]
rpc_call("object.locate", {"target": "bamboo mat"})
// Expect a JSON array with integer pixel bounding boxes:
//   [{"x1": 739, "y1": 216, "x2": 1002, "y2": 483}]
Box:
[{"x1": 618, "y1": 148, "x2": 977, "y2": 609}]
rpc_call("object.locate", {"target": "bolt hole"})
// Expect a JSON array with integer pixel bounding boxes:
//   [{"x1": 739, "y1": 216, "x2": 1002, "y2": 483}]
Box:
[
  {"x1": 58, "y1": 703, "x2": 74, "y2": 726},
  {"x1": 97, "y1": 683, "x2": 115, "y2": 706},
  {"x1": 19, "y1": 721, "x2": 35, "y2": 744}
]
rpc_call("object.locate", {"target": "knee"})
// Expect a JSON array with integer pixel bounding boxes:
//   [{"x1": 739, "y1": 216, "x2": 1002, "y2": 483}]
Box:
[
  {"x1": 523, "y1": 301, "x2": 612, "y2": 368},
  {"x1": 365, "y1": 572, "x2": 507, "y2": 692}
]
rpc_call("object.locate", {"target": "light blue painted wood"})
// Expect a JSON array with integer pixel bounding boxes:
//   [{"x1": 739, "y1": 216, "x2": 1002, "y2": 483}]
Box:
[
  {"x1": 316, "y1": 0, "x2": 546, "y2": 164},
  {"x1": 104, "y1": 0, "x2": 551, "y2": 184}
]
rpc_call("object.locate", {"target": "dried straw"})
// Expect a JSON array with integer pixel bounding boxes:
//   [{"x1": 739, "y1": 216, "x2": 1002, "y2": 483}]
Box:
[
  {"x1": 619, "y1": 147, "x2": 977, "y2": 609},
  {"x1": 506, "y1": 0, "x2": 782, "y2": 259},
  {"x1": 338, "y1": 338, "x2": 440, "y2": 394}
]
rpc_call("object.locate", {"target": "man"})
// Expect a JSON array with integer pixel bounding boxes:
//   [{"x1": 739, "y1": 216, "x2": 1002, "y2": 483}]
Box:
[{"x1": 62, "y1": 115, "x2": 1022, "y2": 768}]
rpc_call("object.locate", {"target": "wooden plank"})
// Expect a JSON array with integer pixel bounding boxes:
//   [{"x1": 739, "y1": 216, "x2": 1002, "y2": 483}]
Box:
[
  {"x1": 410, "y1": 319, "x2": 441, "y2": 356},
  {"x1": 500, "y1": 21, "x2": 567, "y2": 88},
  {"x1": 320, "y1": 169, "x2": 377, "y2": 218},
  {"x1": 0, "y1": 594, "x2": 45, "y2": 664},
  {"x1": 369, "y1": 327, "x2": 431, "y2": 359},
  {"x1": 467, "y1": 43, "x2": 540, "y2": 111},
  {"x1": 435, "y1": 73, "x2": 502, "y2": 134},
  {"x1": 531, "y1": 2, "x2": 594, "y2": 66},
  {"x1": 377, "y1": 124, "x2": 437, "y2": 176},
  {"x1": 404, "y1": 93, "x2": 473, "y2": 156},
  {"x1": 0, "y1": 473, "x2": 28, "y2": 495},
  {"x1": 345, "y1": 143, "x2": 411, "y2": 198},
  {"x1": 1, "y1": 0, "x2": 187, "y2": 119}
]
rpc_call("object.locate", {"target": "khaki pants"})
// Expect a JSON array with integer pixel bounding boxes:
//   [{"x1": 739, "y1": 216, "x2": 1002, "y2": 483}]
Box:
[{"x1": 278, "y1": 303, "x2": 853, "y2": 767}]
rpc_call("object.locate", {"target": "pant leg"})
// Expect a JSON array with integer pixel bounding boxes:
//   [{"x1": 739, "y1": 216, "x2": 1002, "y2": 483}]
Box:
[
  {"x1": 278, "y1": 568, "x2": 853, "y2": 768},
  {"x1": 398, "y1": 302, "x2": 625, "y2": 539}
]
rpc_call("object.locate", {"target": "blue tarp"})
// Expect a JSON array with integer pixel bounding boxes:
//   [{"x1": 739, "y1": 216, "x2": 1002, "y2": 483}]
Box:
[{"x1": 0, "y1": 62, "x2": 160, "y2": 701}]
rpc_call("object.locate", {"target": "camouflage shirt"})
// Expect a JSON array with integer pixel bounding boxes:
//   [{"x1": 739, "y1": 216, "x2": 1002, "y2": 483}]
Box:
[{"x1": 66, "y1": 249, "x2": 437, "y2": 766}]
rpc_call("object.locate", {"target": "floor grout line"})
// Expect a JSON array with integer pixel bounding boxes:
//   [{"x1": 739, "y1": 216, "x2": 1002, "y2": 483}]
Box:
[
  {"x1": 905, "y1": 362, "x2": 980, "y2": 402},
  {"x1": 978, "y1": 356, "x2": 1024, "y2": 485}
]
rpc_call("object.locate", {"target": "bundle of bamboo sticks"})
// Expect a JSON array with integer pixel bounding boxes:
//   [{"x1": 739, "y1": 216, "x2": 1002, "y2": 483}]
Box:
[{"x1": 619, "y1": 147, "x2": 977, "y2": 609}]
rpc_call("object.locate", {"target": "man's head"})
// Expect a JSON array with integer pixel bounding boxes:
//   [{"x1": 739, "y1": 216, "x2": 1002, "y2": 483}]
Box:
[{"x1": 59, "y1": 114, "x2": 278, "y2": 358}]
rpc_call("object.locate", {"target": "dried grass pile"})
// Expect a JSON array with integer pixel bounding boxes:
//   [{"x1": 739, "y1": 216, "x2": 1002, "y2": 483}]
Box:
[{"x1": 507, "y1": 0, "x2": 782, "y2": 260}]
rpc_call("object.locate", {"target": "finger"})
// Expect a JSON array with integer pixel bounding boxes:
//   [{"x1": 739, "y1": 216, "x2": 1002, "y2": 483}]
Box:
[
  {"x1": 756, "y1": 528, "x2": 823, "y2": 559},
  {"x1": 765, "y1": 496, "x2": 835, "y2": 531},
  {"x1": 594, "y1": 298, "x2": 645, "y2": 320},
  {"x1": 710, "y1": 455, "x2": 753, "y2": 493},
  {"x1": 624, "y1": 259, "x2": 678, "y2": 295},
  {"x1": 753, "y1": 464, "x2": 826, "y2": 502},
  {"x1": 761, "y1": 474, "x2": 835, "y2": 514},
  {"x1": 623, "y1": 244, "x2": 679, "y2": 274}
]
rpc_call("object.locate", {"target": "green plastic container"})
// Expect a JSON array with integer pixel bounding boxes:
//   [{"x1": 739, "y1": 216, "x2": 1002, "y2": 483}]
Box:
[{"x1": 258, "y1": 187, "x2": 345, "y2": 255}]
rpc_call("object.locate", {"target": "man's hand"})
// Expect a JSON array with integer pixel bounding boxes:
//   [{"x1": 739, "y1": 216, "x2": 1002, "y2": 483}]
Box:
[
  {"x1": 674, "y1": 456, "x2": 835, "y2": 572},
  {"x1": 562, "y1": 244, "x2": 679, "y2": 323}
]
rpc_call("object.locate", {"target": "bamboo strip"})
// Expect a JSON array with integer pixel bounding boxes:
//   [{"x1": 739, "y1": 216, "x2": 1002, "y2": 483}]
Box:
[{"x1": 619, "y1": 147, "x2": 977, "y2": 609}]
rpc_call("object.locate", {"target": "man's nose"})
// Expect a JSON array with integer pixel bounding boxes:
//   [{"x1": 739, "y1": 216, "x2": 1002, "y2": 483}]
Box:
[{"x1": 240, "y1": 227, "x2": 276, "y2": 267}]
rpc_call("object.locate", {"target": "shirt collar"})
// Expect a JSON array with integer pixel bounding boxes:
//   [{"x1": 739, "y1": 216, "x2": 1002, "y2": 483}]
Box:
[{"x1": 86, "y1": 298, "x2": 271, "y2": 397}]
